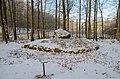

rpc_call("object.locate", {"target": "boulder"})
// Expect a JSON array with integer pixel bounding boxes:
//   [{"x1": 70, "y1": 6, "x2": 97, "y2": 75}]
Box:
[{"x1": 52, "y1": 29, "x2": 71, "y2": 38}]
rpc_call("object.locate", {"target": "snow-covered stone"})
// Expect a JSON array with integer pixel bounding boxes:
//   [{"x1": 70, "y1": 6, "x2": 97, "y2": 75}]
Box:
[
  {"x1": 23, "y1": 38, "x2": 99, "y2": 54},
  {"x1": 52, "y1": 29, "x2": 71, "y2": 38}
]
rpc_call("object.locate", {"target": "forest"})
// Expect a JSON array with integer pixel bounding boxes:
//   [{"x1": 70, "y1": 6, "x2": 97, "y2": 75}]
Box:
[
  {"x1": 0, "y1": 0, "x2": 120, "y2": 79},
  {"x1": 0, "y1": 0, "x2": 119, "y2": 43}
]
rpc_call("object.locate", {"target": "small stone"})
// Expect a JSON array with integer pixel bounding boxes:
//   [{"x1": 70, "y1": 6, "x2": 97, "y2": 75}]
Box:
[
  {"x1": 23, "y1": 44, "x2": 30, "y2": 48},
  {"x1": 29, "y1": 46, "x2": 37, "y2": 50},
  {"x1": 51, "y1": 74, "x2": 54, "y2": 76},
  {"x1": 69, "y1": 67, "x2": 72, "y2": 70},
  {"x1": 84, "y1": 69, "x2": 86, "y2": 71},
  {"x1": 102, "y1": 72, "x2": 106, "y2": 75},
  {"x1": 14, "y1": 53, "x2": 17, "y2": 55},
  {"x1": 53, "y1": 48, "x2": 61, "y2": 53},
  {"x1": 45, "y1": 47, "x2": 52, "y2": 52},
  {"x1": 68, "y1": 51, "x2": 73, "y2": 54},
  {"x1": 38, "y1": 47, "x2": 42, "y2": 51},
  {"x1": 9, "y1": 62, "x2": 13, "y2": 65},
  {"x1": 111, "y1": 40, "x2": 115, "y2": 43},
  {"x1": 74, "y1": 51, "x2": 79, "y2": 54}
]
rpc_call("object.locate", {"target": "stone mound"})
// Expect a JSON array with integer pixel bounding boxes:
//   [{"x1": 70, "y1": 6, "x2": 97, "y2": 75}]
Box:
[{"x1": 23, "y1": 38, "x2": 99, "y2": 54}]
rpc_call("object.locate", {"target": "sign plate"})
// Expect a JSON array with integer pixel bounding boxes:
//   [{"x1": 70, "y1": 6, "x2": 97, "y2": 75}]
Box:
[{"x1": 39, "y1": 55, "x2": 49, "y2": 63}]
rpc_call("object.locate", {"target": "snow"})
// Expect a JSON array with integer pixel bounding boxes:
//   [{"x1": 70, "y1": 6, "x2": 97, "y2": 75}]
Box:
[
  {"x1": 0, "y1": 39, "x2": 120, "y2": 79},
  {"x1": 27, "y1": 39, "x2": 60, "y2": 49}
]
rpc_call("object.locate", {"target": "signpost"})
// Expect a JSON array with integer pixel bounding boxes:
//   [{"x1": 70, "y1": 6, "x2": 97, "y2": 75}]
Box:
[{"x1": 39, "y1": 55, "x2": 49, "y2": 76}]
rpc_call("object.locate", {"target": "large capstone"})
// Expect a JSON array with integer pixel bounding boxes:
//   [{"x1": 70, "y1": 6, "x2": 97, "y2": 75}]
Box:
[{"x1": 52, "y1": 29, "x2": 71, "y2": 38}]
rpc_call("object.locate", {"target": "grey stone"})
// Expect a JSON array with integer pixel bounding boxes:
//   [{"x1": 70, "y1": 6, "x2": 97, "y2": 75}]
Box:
[{"x1": 52, "y1": 29, "x2": 71, "y2": 38}]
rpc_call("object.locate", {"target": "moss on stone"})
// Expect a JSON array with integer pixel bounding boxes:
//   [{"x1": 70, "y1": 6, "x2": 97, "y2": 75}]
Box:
[
  {"x1": 23, "y1": 44, "x2": 30, "y2": 48},
  {"x1": 38, "y1": 47, "x2": 42, "y2": 51},
  {"x1": 29, "y1": 46, "x2": 37, "y2": 50},
  {"x1": 44, "y1": 47, "x2": 52, "y2": 52},
  {"x1": 53, "y1": 48, "x2": 61, "y2": 53}
]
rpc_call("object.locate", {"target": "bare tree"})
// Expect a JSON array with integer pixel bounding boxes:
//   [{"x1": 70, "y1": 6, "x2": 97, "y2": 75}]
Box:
[
  {"x1": 43, "y1": 0, "x2": 46, "y2": 37},
  {"x1": 66, "y1": 0, "x2": 74, "y2": 32},
  {"x1": 8, "y1": 0, "x2": 13, "y2": 33},
  {"x1": 27, "y1": 0, "x2": 29, "y2": 39},
  {"x1": 116, "y1": 0, "x2": 120, "y2": 41},
  {"x1": 93, "y1": 0, "x2": 98, "y2": 41},
  {"x1": 11, "y1": 0, "x2": 17, "y2": 40},
  {"x1": 41, "y1": 0, "x2": 45, "y2": 38},
  {"x1": 58, "y1": 0, "x2": 61, "y2": 29},
  {"x1": 62, "y1": 0, "x2": 66, "y2": 30},
  {"x1": 3, "y1": 0, "x2": 9, "y2": 40},
  {"x1": 85, "y1": 0, "x2": 88, "y2": 38},
  {"x1": 0, "y1": 0, "x2": 8, "y2": 44},
  {"x1": 55, "y1": 0, "x2": 58, "y2": 30},
  {"x1": 79, "y1": 0, "x2": 81, "y2": 38},
  {"x1": 98, "y1": 0, "x2": 107, "y2": 38},
  {"x1": 87, "y1": 0, "x2": 91, "y2": 39},
  {"x1": 37, "y1": 0, "x2": 40, "y2": 39},
  {"x1": 30, "y1": 0, "x2": 34, "y2": 41},
  {"x1": 66, "y1": 0, "x2": 69, "y2": 31},
  {"x1": 76, "y1": 19, "x2": 78, "y2": 37}
]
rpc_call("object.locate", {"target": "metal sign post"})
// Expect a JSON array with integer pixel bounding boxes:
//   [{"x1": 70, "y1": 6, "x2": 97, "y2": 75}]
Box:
[
  {"x1": 42, "y1": 62, "x2": 45, "y2": 76},
  {"x1": 39, "y1": 56, "x2": 49, "y2": 76}
]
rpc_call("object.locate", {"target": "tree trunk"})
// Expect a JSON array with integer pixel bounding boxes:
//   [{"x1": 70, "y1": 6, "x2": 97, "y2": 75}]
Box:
[
  {"x1": 27, "y1": 0, "x2": 29, "y2": 39},
  {"x1": 76, "y1": 19, "x2": 78, "y2": 37},
  {"x1": 41, "y1": 0, "x2": 45, "y2": 38},
  {"x1": 58, "y1": 0, "x2": 61, "y2": 29},
  {"x1": 85, "y1": 0, "x2": 88, "y2": 38},
  {"x1": 30, "y1": 0, "x2": 34, "y2": 41},
  {"x1": 79, "y1": 0, "x2": 81, "y2": 38},
  {"x1": 37, "y1": 0, "x2": 40, "y2": 39},
  {"x1": 93, "y1": 0, "x2": 98, "y2": 41},
  {"x1": 71, "y1": 20, "x2": 73, "y2": 37},
  {"x1": 55, "y1": 0, "x2": 58, "y2": 30},
  {"x1": 0, "y1": 0, "x2": 8, "y2": 44},
  {"x1": 66, "y1": 0, "x2": 69, "y2": 32},
  {"x1": 101, "y1": 11, "x2": 104, "y2": 38},
  {"x1": 82, "y1": 23, "x2": 84, "y2": 36},
  {"x1": 3, "y1": 0, "x2": 9, "y2": 40},
  {"x1": 8, "y1": 0, "x2": 13, "y2": 37},
  {"x1": 43, "y1": 0, "x2": 46, "y2": 38},
  {"x1": 11, "y1": 0, "x2": 17, "y2": 40},
  {"x1": 87, "y1": 0, "x2": 91, "y2": 39},
  {"x1": 99, "y1": 0, "x2": 104, "y2": 38},
  {"x1": 62, "y1": 0, "x2": 66, "y2": 30},
  {"x1": 116, "y1": 0, "x2": 120, "y2": 41}
]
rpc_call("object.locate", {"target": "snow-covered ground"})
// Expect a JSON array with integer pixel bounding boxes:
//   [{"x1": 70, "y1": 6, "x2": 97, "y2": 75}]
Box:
[{"x1": 0, "y1": 39, "x2": 120, "y2": 79}]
